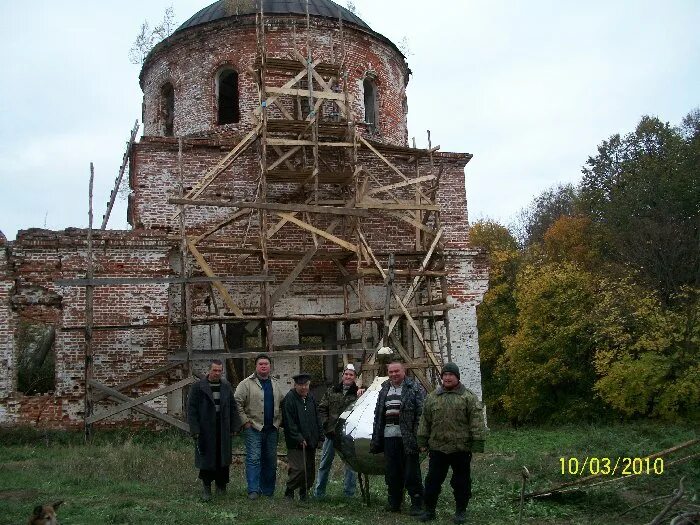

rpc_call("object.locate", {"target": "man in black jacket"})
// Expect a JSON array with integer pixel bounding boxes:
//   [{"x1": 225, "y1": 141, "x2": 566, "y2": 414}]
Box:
[
  {"x1": 187, "y1": 359, "x2": 241, "y2": 501},
  {"x1": 282, "y1": 373, "x2": 322, "y2": 501},
  {"x1": 370, "y1": 360, "x2": 425, "y2": 515}
]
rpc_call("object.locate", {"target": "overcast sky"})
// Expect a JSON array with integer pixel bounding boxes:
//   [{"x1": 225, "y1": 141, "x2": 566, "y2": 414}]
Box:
[{"x1": 1, "y1": 1, "x2": 698, "y2": 240}]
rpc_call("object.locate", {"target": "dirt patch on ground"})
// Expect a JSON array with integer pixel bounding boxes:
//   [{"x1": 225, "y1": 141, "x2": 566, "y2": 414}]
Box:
[{"x1": 0, "y1": 488, "x2": 39, "y2": 501}]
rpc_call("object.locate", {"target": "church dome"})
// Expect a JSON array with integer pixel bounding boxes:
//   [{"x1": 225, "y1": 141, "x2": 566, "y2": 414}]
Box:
[{"x1": 177, "y1": 0, "x2": 372, "y2": 34}]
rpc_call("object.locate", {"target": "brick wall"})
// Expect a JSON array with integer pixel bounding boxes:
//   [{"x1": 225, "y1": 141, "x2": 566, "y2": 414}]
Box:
[
  {"x1": 141, "y1": 16, "x2": 409, "y2": 146},
  {"x1": 0, "y1": 232, "x2": 17, "y2": 422}
]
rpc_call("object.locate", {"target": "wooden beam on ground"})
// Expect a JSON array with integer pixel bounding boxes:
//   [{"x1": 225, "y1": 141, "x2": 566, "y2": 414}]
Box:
[
  {"x1": 90, "y1": 379, "x2": 190, "y2": 432},
  {"x1": 86, "y1": 377, "x2": 195, "y2": 424},
  {"x1": 169, "y1": 198, "x2": 368, "y2": 217},
  {"x1": 523, "y1": 439, "x2": 700, "y2": 500},
  {"x1": 187, "y1": 240, "x2": 244, "y2": 317}
]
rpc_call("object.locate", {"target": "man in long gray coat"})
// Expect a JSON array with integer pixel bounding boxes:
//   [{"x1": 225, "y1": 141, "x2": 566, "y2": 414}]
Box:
[{"x1": 187, "y1": 359, "x2": 241, "y2": 501}]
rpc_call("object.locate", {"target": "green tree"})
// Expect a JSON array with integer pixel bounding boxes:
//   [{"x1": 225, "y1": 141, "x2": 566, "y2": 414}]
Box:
[
  {"x1": 515, "y1": 183, "x2": 578, "y2": 247},
  {"x1": 470, "y1": 220, "x2": 520, "y2": 417},
  {"x1": 592, "y1": 280, "x2": 699, "y2": 420},
  {"x1": 579, "y1": 111, "x2": 700, "y2": 302},
  {"x1": 500, "y1": 262, "x2": 599, "y2": 423}
]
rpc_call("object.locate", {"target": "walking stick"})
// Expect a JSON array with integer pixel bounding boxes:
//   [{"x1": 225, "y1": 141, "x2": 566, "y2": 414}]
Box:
[{"x1": 302, "y1": 442, "x2": 308, "y2": 493}]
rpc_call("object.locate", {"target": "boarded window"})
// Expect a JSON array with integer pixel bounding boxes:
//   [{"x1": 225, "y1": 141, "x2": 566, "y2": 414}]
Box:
[
  {"x1": 363, "y1": 77, "x2": 377, "y2": 128},
  {"x1": 217, "y1": 69, "x2": 240, "y2": 125},
  {"x1": 298, "y1": 321, "x2": 337, "y2": 400},
  {"x1": 17, "y1": 321, "x2": 55, "y2": 394},
  {"x1": 227, "y1": 321, "x2": 264, "y2": 379},
  {"x1": 161, "y1": 83, "x2": 175, "y2": 136}
]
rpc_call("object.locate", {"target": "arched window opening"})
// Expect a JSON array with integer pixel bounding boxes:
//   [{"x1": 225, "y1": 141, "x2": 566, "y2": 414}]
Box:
[
  {"x1": 363, "y1": 77, "x2": 378, "y2": 128},
  {"x1": 217, "y1": 68, "x2": 240, "y2": 125},
  {"x1": 160, "y1": 83, "x2": 175, "y2": 137}
]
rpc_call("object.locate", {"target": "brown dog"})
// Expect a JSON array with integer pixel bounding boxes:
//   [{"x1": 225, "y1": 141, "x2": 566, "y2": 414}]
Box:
[{"x1": 28, "y1": 501, "x2": 63, "y2": 525}]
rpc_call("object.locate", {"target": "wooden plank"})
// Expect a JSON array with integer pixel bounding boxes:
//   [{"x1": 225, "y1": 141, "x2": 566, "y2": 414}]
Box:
[
  {"x1": 187, "y1": 240, "x2": 244, "y2": 317},
  {"x1": 254, "y1": 59, "x2": 323, "y2": 117},
  {"x1": 368, "y1": 228, "x2": 445, "y2": 364},
  {"x1": 170, "y1": 348, "x2": 366, "y2": 361},
  {"x1": 86, "y1": 377, "x2": 195, "y2": 424},
  {"x1": 340, "y1": 269, "x2": 448, "y2": 283},
  {"x1": 358, "y1": 232, "x2": 442, "y2": 371},
  {"x1": 90, "y1": 379, "x2": 190, "y2": 432},
  {"x1": 267, "y1": 138, "x2": 354, "y2": 147},
  {"x1": 357, "y1": 201, "x2": 440, "y2": 211},
  {"x1": 168, "y1": 198, "x2": 368, "y2": 217},
  {"x1": 57, "y1": 275, "x2": 275, "y2": 287},
  {"x1": 367, "y1": 174, "x2": 436, "y2": 196},
  {"x1": 266, "y1": 86, "x2": 346, "y2": 101},
  {"x1": 389, "y1": 334, "x2": 431, "y2": 390},
  {"x1": 269, "y1": 199, "x2": 354, "y2": 305},
  {"x1": 101, "y1": 120, "x2": 139, "y2": 229},
  {"x1": 359, "y1": 136, "x2": 431, "y2": 201},
  {"x1": 274, "y1": 212, "x2": 358, "y2": 253},
  {"x1": 385, "y1": 210, "x2": 438, "y2": 235},
  {"x1": 171, "y1": 123, "x2": 262, "y2": 219},
  {"x1": 270, "y1": 145, "x2": 297, "y2": 171},
  {"x1": 92, "y1": 362, "x2": 184, "y2": 402},
  {"x1": 191, "y1": 208, "x2": 254, "y2": 245}
]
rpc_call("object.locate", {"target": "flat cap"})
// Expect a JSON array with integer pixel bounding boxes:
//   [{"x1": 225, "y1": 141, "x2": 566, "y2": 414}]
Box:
[{"x1": 292, "y1": 372, "x2": 312, "y2": 384}]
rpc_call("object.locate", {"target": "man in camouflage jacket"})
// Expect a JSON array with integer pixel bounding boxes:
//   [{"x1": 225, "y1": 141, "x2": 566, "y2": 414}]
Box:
[
  {"x1": 313, "y1": 363, "x2": 363, "y2": 498},
  {"x1": 416, "y1": 362, "x2": 487, "y2": 523}
]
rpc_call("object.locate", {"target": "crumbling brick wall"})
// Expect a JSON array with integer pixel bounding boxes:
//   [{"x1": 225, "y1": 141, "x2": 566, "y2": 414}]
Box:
[{"x1": 141, "y1": 16, "x2": 409, "y2": 146}]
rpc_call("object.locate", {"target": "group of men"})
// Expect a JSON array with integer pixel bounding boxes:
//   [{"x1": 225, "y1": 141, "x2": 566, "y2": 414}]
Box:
[{"x1": 187, "y1": 353, "x2": 486, "y2": 523}]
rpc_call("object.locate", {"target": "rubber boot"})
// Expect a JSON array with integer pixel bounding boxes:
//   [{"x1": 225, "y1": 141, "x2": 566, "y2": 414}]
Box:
[
  {"x1": 201, "y1": 482, "x2": 212, "y2": 502},
  {"x1": 419, "y1": 508, "x2": 436, "y2": 522},
  {"x1": 453, "y1": 508, "x2": 467, "y2": 524}
]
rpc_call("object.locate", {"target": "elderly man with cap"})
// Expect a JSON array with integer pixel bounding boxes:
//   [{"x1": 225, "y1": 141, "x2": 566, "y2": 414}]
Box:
[
  {"x1": 416, "y1": 362, "x2": 487, "y2": 523},
  {"x1": 282, "y1": 372, "x2": 323, "y2": 501},
  {"x1": 313, "y1": 363, "x2": 365, "y2": 498}
]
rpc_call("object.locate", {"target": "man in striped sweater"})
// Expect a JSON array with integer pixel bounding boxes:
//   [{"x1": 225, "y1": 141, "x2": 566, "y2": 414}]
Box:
[
  {"x1": 370, "y1": 359, "x2": 425, "y2": 515},
  {"x1": 188, "y1": 359, "x2": 240, "y2": 501}
]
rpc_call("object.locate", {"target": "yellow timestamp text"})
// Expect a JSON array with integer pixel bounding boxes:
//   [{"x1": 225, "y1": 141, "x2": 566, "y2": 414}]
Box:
[{"x1": 559, "y1": 457, "x2": 664, "y2": 476}]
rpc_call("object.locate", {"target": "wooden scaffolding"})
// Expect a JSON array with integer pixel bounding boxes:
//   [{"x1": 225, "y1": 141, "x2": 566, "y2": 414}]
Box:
[{"x1": 70, "y1": 2, "x2": 455, "y2": 437}]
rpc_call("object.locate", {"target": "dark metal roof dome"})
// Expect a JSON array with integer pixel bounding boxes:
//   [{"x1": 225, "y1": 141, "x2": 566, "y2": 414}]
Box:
[{"x1": 177, "y1": 0, "x2": 372, "y2": 34}]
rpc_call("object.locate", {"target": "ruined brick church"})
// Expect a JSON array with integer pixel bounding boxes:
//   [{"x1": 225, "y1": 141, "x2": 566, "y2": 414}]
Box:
[{"x1": 0, "y1": 0, "x2": 488, "y2": 429}]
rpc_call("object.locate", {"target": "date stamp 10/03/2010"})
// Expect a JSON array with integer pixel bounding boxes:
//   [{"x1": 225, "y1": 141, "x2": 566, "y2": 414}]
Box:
[{"x1": 560, "y1": 456, "x2": 664, "y2": 476}]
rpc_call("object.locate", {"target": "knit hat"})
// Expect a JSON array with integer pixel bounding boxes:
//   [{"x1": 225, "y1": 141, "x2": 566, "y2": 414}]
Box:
[
  {"x1": 441, "y1": 362, "x2": 460, "y2": 380},
  {"x1": 343, "y1": 363, "x2": 357, "y2": 374}
]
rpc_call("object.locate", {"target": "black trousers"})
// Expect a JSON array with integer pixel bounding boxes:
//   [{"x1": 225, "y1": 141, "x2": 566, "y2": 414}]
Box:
[
  {"x1": 423, "y1": 450, "x2": 472, "y2": 511},
  {"x1": 286, "y1": 447, "x2": 316, "y2": 492},
  {"x1": 384, "y1": 437, "x2": 423, "y2": 508},
  {"x1": 198, "y1": 414, "x2": 230, "y2": 486}
]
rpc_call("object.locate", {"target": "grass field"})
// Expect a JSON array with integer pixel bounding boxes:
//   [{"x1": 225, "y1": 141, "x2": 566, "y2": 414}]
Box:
[{"x1": 0, "y1": 422, "x2": 697, "y2": 525}]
